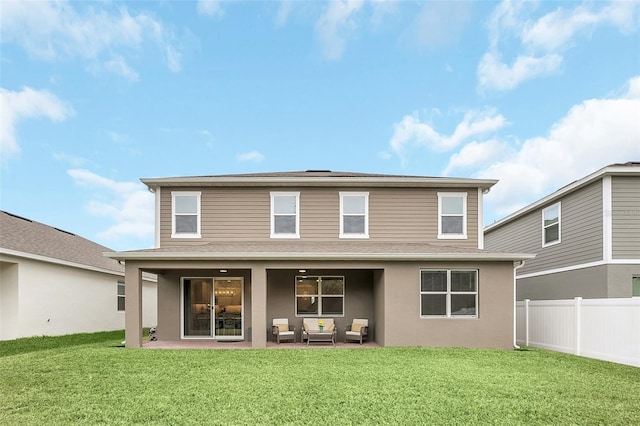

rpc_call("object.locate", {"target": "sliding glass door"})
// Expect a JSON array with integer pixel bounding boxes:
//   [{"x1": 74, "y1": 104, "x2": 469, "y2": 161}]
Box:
[{"x1": 183, "y1": 277, "x2": 243, "y2": 340}]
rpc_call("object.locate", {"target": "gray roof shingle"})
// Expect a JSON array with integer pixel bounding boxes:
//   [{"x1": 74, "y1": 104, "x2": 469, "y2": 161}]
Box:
[{"x1": 0, "y1": 211, "x2": 124, "y2": 274}]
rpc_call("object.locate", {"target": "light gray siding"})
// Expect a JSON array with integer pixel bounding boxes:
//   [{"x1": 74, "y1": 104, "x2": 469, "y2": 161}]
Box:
[
  {"x1": 486, "y1": 180, "x2": 603, "y2": 275},
  {"x1": 160, "y1": 186, "x2": 479, "y2": 247},
  {"x1": 611, "y1": 176, "x2": 640, "y2": 259}
]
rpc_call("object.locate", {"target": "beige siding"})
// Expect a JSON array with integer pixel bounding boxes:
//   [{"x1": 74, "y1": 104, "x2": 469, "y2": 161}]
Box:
[
  {"x1": 160, "y1": 186, "x2": 479, "y2": 247},
  {"x1": 486, "y1": 180, "x2": 603, "y2": 275},
  {"x1": 612, "y1": 176, "x2": 640, "y2": 259}
]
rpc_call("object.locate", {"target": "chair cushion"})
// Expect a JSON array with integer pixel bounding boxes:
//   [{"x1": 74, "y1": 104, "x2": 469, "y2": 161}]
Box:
[
  {"x1": 279, "y1": 331, "x2": 294, "y2": 336},
  {"x1": 351, "y1": 323, "x2": 362, "y2": 333},
  {"x1": 345, "y1": 331, "x2": 360, "y2": 337},
  {"x1": 277, "y1": 324, "x2": 289, "y2": 333}
]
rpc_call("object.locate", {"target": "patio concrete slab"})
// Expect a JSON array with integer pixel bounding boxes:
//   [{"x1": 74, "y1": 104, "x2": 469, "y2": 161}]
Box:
[{"x1": 143, "y1": 340, "x2": 379, "y2": 349}]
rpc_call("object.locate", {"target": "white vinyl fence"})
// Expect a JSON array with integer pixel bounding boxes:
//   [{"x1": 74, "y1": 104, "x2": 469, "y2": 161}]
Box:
[{"x1": 516, "y1": 297, "x2": 640, "y2": 367}]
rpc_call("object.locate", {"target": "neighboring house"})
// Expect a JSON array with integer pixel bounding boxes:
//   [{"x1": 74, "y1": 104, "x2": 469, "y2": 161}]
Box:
[
  {"x1": 0, "y1": 211, "x2": 157, "y2": 340},
  {"x1": 107, "y1": 171, "x2": 532, "y2": 349},
  {"x1": 485, "y1": 162, "x2": 640, "y2": 301}
]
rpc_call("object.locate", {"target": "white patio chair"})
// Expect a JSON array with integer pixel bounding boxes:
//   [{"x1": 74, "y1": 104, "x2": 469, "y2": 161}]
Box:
[
  {"x1": 345, "y1": 319, "x2": 369, "y2": 344},
  {"x1": 272, "y1": 318, "x2": 295, "y2": 343}
]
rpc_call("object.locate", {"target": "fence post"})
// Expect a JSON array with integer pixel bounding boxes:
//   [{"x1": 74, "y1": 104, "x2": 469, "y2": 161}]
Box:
[
  {"x1": 574, "y1": 297, "x2": 582, "y2": 356},
  {"x1": 524, "y1": 299, "x2": 530, "y2": 347}
]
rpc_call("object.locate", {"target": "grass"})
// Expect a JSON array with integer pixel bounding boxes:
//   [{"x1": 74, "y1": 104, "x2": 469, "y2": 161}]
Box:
[{"x1": 1, "y1": 331, "x2": 639, "y2": 425}]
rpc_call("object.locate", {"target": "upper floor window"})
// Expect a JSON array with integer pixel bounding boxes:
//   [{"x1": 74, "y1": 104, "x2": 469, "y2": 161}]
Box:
[
  {"x1": 420, "y1": 270, "x2": 478, "y2": 318},
  {"x1": 542, "y1": 203, "x2": 561, "y2": 247},
  {"x1": 340, "y1": 192, "x2": 369, "y2": 238},
  {"x1": 172, "y1": 191, "x2": 201, "y2": 238},
  {"x1": 438, "y1": 192, "x2": 467, "y2": 239},
  {"x1": 271, "y1": 192, "x2": 299, "y2": 238},
  {"x1": 117, "y1": 281, "x2": 125, "y2": 311}
]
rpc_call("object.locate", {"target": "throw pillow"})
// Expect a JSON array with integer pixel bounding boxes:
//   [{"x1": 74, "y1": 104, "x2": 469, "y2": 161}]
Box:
[
  {"x1": 277, "y1": 324, "x2": 289, "y2": 333},
  {"x1": 351, "y1": 323, "x2": 362, "y2": 333}
]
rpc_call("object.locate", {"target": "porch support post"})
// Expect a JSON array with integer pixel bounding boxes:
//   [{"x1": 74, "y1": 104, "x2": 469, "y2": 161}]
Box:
[
  {"x1": 125, "y1": 262, "x2": 143, "y2": 348},
  {"x1": 251, "y1": 265, "x2": 267, "y2": 348}
]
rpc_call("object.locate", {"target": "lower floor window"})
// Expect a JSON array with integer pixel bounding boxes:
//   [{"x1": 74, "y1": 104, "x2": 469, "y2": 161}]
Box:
[
  {"x1": 296, "y1": 276, "x2": 344, "y2": 316},
  {"x1": 420, "y1": 270, "x2": 478, "y2": 317},
  {"x1": 117, "y1": 281, "x2": 125, "y2": 311}
]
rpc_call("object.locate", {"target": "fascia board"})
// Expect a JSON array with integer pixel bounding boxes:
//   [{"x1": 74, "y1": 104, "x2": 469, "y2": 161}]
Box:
[{"x1": 105, "y1": 251, "x2": 535, "y2": 262}]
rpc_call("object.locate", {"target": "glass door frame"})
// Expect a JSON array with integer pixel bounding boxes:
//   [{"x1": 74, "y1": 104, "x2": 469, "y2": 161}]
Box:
[{"x1": 180, "y1": 276, "x2": 245, "y2": 340}]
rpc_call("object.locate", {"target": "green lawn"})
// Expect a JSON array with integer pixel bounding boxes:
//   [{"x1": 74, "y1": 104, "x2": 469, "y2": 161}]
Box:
[{"x1": 1, "y1": 331, "x2": 639, "y2": 425}]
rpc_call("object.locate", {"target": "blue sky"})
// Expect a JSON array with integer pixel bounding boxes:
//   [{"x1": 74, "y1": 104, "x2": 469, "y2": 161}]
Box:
[{"x1": 1, "y1": 0, "x2": 639, "y2": 251}]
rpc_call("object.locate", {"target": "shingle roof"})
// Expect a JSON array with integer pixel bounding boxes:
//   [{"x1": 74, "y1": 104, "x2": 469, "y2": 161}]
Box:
[
  {"x1": 140, "y1": 170, "x2": 498, "y2": 190},
  {"x1": 106, "y1": 240, "x2": 533, "y2": 262},
  {"x1": 152, "y1": 170, "x2": 435, "y2": 179},
  {"x1": 0, "y1": 211, "x2": 124, "y2": 274}
]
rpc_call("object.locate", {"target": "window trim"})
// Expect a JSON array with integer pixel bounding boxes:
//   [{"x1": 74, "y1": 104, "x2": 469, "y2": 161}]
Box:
[
  {"x1": 437, "y1": 192, "x2": 468, "y2": 239},
  {"x1": 542, "y1": 202, "x2": 561, "y2": 247},
  {"x1": 419, "y1": 269, "x2": 478, "y2": 318},
  {"x1": 117, "y1": 281, "x2": 125, "y2": 312},
  {"x1": 270, "y1": 192, "x2": 300, "y2": 239},
  {"x1": 171, "y1": 191, "x2": 202, "y2": 238},
  {"x1": 295, "y1": 275, "x2": 345, "y2": 317},
  {"x1": 339, "y1": 191, "x2": 369, "y2": 239}
]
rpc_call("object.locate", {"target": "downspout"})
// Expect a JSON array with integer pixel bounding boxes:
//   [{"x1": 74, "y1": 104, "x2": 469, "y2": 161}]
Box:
[{"x1": 513, "y1": 260, "x2": 526, "y2": 349}]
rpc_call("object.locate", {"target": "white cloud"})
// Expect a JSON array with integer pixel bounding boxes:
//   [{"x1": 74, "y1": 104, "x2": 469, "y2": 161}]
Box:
[
  {"x1": 479, "y1": 0, "x2": 640, "y2": 91},
  {"x1": 443, "y1": 140, "x2": 510, "y2": 175},
  {"x1": 104, "y1": 55, "x2": 140, "y2": 82},
  {"x1": 0, "y1": 87, "x2": 74, "y2": 160},
  {"x1": 315, "y1": 0, "x2": 364, "y2": 60},
  {"x1": 406, "y1": 1, "x2": 471, "y2": 49},
  {"x1": 481, "y1": 76, "x2": 640, "y2": 217},
  {"x1": 522, "y1": 1, "x2": 640, "y2": 52},
  {"x1": 237, "y1": 150, "x2": 265, "y2": 163},
  {"x1": 389, "y1": 109, "x2": 507, "y2": 164},
  {"x1": 67, "y1": 169, "x2": 154, "y2": 245},
  {"x1": 166, "y1": 45, "x2": 182, "y2": 73},
  {"x1": 0, "y1": 0, "x2": 181, "y2": 79},
  {"x1": 477, "y1": 51, "x2": 562, "y2": 91},
  {"x1": 197, "y1": 0, "x2": 224, "y2": 18},
  {"x1": 275, "y1": 0, "x2": 293, "y2": 27}
]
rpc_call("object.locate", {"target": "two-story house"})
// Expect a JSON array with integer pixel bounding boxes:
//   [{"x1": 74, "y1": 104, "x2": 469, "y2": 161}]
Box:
[
  {"x1": 108, "y1": 171, "x2": 532, "y2": 349},
  {"x1": 485, "y1": 162, "x2": 640, "y2": 301}
]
